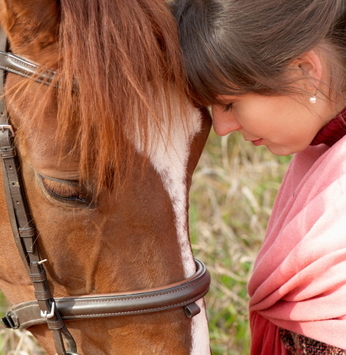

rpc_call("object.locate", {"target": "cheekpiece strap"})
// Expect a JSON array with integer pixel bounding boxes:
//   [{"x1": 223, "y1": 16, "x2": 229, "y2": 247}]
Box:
[{"x1": 0, "y1": 26, "x2": 78, "y2": 355}]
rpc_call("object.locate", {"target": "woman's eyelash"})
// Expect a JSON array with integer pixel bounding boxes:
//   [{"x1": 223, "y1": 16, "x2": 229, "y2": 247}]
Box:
[{"x1": 222, "y1": 103, "x2": 233, "y2": 112}]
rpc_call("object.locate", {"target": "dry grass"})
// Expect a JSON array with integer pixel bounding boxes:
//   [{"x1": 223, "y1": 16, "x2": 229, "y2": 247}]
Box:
[
  {"x1": 0, "y1": 292, "x2": 45, "y2": 355},
  {"x1": 0, "y1": 329, "x2": 45, "y2": 355},
  {"x1": 0, "y1": 131, "x2": 290, "y2": 354}
]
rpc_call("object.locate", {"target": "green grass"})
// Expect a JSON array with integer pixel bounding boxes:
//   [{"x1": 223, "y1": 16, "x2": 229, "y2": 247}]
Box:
[{"x1": 0, "y1": 131, "x2": 290, "y2": 354}]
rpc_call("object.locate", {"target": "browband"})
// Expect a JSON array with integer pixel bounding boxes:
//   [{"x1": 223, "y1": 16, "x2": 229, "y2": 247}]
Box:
[{"x1": 0, "y1": 50, "x2": 55, "y2": 83}]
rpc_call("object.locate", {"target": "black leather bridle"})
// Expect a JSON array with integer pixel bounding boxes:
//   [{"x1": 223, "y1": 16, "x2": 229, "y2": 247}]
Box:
[{"x1": 0, "y1": 28, "x2": 210, "y2": 355}]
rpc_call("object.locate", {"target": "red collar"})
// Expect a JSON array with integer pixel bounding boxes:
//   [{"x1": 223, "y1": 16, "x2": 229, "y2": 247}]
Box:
[{"x1": 310, "y1": 107, "x2": 346, "y2": 147}]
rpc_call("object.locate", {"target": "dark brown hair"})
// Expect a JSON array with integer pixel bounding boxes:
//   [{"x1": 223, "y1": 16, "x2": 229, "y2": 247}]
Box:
[{"x1": 172, "y1": 0, "x2": 346, "y2": 106}]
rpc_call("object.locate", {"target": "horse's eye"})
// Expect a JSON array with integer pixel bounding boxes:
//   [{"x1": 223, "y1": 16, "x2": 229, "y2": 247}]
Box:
[{"x1": 39, "y1": 176, "x2": 95, "y2": 207}]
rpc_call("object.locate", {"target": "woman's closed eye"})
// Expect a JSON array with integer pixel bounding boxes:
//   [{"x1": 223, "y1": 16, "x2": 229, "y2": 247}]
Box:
[{"x1": 222, "y1": 103, "x2": 233, "y2": 112}]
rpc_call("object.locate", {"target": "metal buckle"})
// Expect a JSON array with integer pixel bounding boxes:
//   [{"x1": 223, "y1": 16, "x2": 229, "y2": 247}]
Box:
[
  {"x1": 40, "y1": 301, "x2": 55, "y2": 319},
  {"x1": 2, "y1": 310, "x2": 20, "y2": 329},
  {"x1": 0, "y1": 124, "x2": 14, "y2": 136}
]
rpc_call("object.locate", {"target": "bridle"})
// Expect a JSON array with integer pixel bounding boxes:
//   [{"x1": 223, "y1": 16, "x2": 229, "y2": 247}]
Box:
[{"x1": 0, "y1": 28, "x2": 210, "y2": 355}]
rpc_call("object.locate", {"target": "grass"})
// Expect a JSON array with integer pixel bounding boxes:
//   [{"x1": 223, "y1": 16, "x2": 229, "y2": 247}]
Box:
[
  {"x1": 0, "y1": 131, "x2": 290, "y2": 354},
  {"x1": 189, "y1": 131, "x2": 290, "y2": 354}
]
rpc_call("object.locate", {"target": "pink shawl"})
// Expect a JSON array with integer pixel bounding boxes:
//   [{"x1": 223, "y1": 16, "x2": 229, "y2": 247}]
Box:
[{"x1": 248, "y1": 135, "x2": 346, "y2": 354}]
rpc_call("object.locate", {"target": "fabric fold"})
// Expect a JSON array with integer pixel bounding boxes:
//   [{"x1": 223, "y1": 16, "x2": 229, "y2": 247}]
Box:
[{"x1": 249, "y1": 136, "x2": 346, "y2": 354}]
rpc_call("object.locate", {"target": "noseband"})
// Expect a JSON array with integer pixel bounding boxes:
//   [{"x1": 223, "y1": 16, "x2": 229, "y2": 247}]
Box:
[{"x1": 0, "y1": 28, "x2": 210, "y2": 355}]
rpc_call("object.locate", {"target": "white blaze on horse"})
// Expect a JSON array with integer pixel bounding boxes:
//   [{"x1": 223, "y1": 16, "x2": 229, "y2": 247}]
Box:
[{"x1": 0, "y1": 0, "x2": 212, "y2": 354}]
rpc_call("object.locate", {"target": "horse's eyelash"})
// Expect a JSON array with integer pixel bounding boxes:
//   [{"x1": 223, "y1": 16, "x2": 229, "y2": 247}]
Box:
[{"x1": 41, "y1": 178, "x2": 82, "y2": 199}]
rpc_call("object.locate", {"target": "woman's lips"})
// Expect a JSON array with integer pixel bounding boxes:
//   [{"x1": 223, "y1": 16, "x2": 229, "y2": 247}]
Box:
[{"x1": 251, "y1": 138, "x2": 264, "y2": 146}]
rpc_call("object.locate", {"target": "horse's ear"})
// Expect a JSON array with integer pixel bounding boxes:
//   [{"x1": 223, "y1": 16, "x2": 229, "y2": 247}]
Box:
[{"x1": 0, "y1": 0, "x2": 59, "y2": 56}]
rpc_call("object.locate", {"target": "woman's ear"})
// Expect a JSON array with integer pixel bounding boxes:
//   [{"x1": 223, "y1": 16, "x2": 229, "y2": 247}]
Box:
[{"x1": 292, "y1": 49, "x2": 323, "y2": 88}]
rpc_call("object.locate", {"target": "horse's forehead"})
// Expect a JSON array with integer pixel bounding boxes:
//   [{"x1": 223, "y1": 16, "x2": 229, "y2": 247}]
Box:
[
  {"x1": 133, "y1": 103, "x2": 202, "y2": 277},
  {"x1": 13, "y1": 91, "x2": 203, "y2": 192},
  {"x1": 132, "y1": 101, "x2": 202, "y2": 175}
]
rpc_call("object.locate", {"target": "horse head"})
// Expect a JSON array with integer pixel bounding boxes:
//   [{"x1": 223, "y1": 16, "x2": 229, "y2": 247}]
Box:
[{"x1": 0, "y1": 0, "x2": 212, "y2": 354}]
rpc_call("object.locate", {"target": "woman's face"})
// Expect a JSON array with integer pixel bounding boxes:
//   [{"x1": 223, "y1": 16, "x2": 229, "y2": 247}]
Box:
[{"x1": 211, "y1": 92, "x2": 337, "y2": 156}]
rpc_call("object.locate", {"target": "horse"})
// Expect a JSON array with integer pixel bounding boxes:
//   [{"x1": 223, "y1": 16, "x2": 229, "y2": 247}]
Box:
[{"x1": 0, "y1": 0, "x2": 212, "y2": 354}]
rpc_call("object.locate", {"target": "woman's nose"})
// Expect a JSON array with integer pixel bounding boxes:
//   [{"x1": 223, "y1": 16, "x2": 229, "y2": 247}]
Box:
[{"x1": 211, "y1": 105, "x2": 242, "y2": 136}]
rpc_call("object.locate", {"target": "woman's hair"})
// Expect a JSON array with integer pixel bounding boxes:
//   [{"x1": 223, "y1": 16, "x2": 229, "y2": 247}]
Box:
[{"x1": 172, "y1": 0, "x2": 346, "y2": 106}]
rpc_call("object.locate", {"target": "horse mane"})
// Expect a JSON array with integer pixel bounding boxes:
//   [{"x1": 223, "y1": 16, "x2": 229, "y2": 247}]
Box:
[{"x1": 9, "y1": 0, "x2": 190, "y2": 192}]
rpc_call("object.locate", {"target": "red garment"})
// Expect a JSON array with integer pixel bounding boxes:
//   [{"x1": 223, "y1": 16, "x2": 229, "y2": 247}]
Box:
[
  {"x1": 310, "y1": 107, "x2": 346, "y2": 147},
  {"x1": 248, "y1": 109, "x2": 346, "y2": 354}
]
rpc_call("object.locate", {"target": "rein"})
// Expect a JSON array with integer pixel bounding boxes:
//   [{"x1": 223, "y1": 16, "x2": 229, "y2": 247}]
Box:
[{"x1": 0, "y1": 28, "x2": 210, "y2": 355}]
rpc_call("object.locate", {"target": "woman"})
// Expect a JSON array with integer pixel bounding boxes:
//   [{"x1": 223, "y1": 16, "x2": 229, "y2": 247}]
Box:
[{"x1": 172, "y1": 1, "x2": 346, "y2": 354}]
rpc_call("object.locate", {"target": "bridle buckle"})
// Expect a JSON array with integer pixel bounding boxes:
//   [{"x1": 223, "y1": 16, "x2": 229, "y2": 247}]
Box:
[
  {"x1": 2, "y1": 310, "x2": 20, "y2": 329},
  {"x1": 0, "y1": 124, "x2": 14, "y2": 136}
]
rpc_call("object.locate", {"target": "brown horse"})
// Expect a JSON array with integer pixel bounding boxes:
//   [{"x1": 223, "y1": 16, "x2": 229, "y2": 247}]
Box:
[{"x1": 0, "y1": 0, "x2": 212, "y2": 354}]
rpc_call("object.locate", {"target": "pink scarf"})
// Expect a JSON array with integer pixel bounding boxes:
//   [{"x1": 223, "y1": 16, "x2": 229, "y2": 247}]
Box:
[{"x1": 248, "y1": 111, "x2": 346, "y2": 354}]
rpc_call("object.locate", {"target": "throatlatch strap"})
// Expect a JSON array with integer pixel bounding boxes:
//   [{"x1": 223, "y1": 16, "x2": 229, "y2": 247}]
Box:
[{"x1": 0, "y1": 27, "x2": 78, "y2": 355}]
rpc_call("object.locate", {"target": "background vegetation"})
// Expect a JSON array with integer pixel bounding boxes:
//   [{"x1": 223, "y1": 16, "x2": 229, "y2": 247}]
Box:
[
  {"x1": 190, "y1": 131, "x2": 290, "y2": 354},
  {"x1": 0, "y1": 131, "x2": 291, "y2": 354}
]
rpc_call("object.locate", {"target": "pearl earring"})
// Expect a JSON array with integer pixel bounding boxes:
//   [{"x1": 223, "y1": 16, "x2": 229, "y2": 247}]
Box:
[{"x1": 309, "y1": 95, "x2": 317, "y2": 104}]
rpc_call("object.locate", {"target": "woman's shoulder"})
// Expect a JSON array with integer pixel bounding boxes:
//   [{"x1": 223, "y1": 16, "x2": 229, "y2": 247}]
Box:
[
  {"x1": 270, "y1": 137, "x2": 346, "y2": 221},
  {"x1": 286, "y1": 135, "x2": 346, "y2": 188}
]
